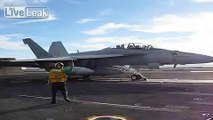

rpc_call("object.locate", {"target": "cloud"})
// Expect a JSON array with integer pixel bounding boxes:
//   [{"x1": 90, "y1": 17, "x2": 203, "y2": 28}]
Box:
[
  {"x1": 83, "y1": 12, "x2": 213, "y2": 35},
  {"x1": 85, "y1": 36, "x2": 143, "y2": 44},
  {"x1": 192, "y1": 0, "x2": 213, "y2": 3},
  {"x1": 80, "y1": 12, "x2": 213, "y2": 56},
  {"x1": 82, "y1": 23, "x2": 138, "y2": 35},
  {"x1": 99, "y1": 9, "x2": 114, "y2": 16},
  {"x1": 13, "y1": 14, "x2": 57, "y2": 24},
  {"x1": 0, "y1": 34, "x2": 27, "y2": 50},
  {"x1": 0, "y1": 34, "x2": 41, "y2": 58},
  {"x1": 76, "y1": 8, "x2": 113, "y2": 25},
  {"x1": 168, "y1": 0, "x2": 175, "y2": 5},
  {"x1": 65, "y1": 36, "x2": 169, "y2": 52},
  {"x1": 64, "y1": 36, "x2": 140, "y2": 52},
  {"x1": 134, "y1": 13, "x2": 213, "y2": 33},
  {"x1": 67, "y1": 34, "x2": 213, "y2": 57},
  {"x1": 82, "y1": 36, "x2": 184, "y2": 50},
  {"x1": 77, "y1": 18, "x2": 97, "y2": 24}
]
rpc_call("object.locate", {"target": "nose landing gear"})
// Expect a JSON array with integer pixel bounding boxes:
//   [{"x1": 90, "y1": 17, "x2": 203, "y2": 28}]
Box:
[{"x1": 131, "y1": 73, "x2": 147, "y2": 81}]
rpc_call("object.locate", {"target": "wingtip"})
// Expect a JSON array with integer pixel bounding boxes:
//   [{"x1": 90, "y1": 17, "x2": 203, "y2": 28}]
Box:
[{"x1": 23, "y1": 38, "x2": 32, "y2": 44}]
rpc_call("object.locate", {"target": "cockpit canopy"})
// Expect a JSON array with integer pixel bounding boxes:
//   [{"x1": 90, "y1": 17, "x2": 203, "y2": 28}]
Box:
[{"x1": 116, "y1": 43, "x2": 154, "y2": 50}]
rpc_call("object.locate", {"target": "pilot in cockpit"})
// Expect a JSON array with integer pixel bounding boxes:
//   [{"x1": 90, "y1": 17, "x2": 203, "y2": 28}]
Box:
[
  {"x1": 135, "y1": 45, "x2": 140, "y2": 48},
  {"x1": 127, "y1": 44, "x2": 134, "y2": 48},
  {"x1": 116, "y1": 44, "x2": 125, "y2": 49},
  {"x1": 121, "y1": 44, "x2": 125, "y2": 48}
]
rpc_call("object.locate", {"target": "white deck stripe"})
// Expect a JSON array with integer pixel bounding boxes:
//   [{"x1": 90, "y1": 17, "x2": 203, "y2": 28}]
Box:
[
  {"x1": 190, "y1": 102, "x2": 213, "y2": 106},
  {"x1": 19, "y1": 95, "x2": 51, "y2": 100},
  {"x1": 190, "y1": 71, "x2": 213, "y2": 73},
  {"x1": 169, "y1": 92, "x2": 213, "y2": 96},
  {"x1": 147, "y1": 79, "x2": 213, "y2": 83},
  {"x1": 18, "y1": 94, "x2": 185, "y2": 112}
]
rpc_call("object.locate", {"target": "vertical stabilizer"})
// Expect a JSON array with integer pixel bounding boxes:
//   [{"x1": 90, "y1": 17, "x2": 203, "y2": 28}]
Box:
[
  {"x1": 49, "y1": 41, "x2": 69, "y2": 57},
  {"x1": 23, "y1": 38, "x2": 52, "y2": 58}
]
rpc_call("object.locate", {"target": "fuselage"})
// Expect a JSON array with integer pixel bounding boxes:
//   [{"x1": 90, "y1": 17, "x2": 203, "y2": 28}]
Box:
[{"x1": 68, "y1": 46, "x2": 213, "y2": 69}]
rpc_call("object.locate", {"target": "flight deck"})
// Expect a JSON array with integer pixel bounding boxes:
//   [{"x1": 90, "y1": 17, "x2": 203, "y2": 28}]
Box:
[{"x1": 1, "y1": 68, "x2": 213, "y2": 120}]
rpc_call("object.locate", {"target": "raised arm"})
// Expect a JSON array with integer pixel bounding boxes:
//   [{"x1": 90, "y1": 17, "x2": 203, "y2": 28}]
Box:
[{"x1": 63, "y1": 61, "x2": 75, "y2": 74}]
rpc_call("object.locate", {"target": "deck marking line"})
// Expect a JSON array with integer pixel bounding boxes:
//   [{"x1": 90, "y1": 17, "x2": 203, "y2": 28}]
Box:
[
  {"x1": 18, "y1": 94, "x2": 185, "y2": 112},
  {"x1": 169, "y1": 92, "x2": 213, "y2": 96}
]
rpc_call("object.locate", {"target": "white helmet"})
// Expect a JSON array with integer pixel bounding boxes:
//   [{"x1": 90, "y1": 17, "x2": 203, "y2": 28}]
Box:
[{"x1": 55, "y1": 62, "x2": 64, "y2": 68}]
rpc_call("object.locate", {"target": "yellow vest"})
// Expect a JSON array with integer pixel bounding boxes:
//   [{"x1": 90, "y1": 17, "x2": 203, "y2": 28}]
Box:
[{"x1": 49, "y1": 69, "x2": 68, "y2": 83}]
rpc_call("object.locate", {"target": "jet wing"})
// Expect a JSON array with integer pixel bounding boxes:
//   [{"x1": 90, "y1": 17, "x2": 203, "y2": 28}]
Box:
[
  {"x1": 33, "y1": 57, "x2": 77, "y2": 62},
  {"x1": 0, "y1": 59, "x2": 39, "y2": 67},
  {"x1": 0, "y1": 57, "x2": 76, "y2": 67},
  {"x1": 0, "y1": 54, "x2": 125, "y2": 67},
  {"x1": 7, "y1": 54, "x2": 123, "y2": 62}
]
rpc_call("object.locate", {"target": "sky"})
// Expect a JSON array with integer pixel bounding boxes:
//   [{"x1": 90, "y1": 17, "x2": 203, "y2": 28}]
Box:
[{"x1": 0, "y1": 0, "x2": 213, "y2": 67}]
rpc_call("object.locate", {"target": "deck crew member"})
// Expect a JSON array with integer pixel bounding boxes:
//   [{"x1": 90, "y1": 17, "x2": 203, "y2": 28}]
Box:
[{"x1": 49, "y1": 62, "x2": 74, "y2": 104}]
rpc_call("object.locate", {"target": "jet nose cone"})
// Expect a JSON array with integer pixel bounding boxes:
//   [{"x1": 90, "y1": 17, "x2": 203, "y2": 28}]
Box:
[
  {"x1": 191, "y1": 54, "x2": 213, "y2": 63},
  {"x1": 176, "y1": 52, "x2": 213, "y2": 64},
  {"x1": 204, "y1": 55, "x2": 213, "y2": 61}
]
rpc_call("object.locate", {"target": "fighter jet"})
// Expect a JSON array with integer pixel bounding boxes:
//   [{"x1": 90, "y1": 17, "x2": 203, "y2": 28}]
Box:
[
  {"x1": 1, "y1": 38, "x2": 213, "y2": 81},
  {"x1": 47, "y1": 40, "x2": 213, "y2": 69}
]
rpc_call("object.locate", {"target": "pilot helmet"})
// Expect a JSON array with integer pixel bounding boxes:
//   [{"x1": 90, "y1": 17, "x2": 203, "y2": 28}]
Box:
[{"x1": 55, "y1": 62, "x2": 64, "y2": 69}]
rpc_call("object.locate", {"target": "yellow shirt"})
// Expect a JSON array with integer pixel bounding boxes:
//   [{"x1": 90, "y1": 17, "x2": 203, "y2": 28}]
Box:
[{"x1": 49, "y1": 69, "x2": 68, "y2": 83}]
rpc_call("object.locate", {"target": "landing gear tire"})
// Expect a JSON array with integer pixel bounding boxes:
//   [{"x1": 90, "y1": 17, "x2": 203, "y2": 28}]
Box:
[
  {"x1": 131, "y1": 74, "x2": 147, "y2": 81},
  {"x1": 131, "y1": 74, "x2": 138, "y2": 81}
]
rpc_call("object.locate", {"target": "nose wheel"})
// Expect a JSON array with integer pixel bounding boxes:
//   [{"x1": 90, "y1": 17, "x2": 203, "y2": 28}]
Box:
[{"x1": 131, "y1": 74, "x2": 147, "y2": 81}]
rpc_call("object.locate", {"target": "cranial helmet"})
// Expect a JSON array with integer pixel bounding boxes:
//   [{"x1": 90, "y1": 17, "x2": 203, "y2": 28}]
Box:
[{"x1": 55, "y1": 62, "x2": 64, "y2": 68}]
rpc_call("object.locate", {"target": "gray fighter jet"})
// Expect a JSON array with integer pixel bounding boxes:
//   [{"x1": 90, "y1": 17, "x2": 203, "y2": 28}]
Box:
[{"x1": 1, "y1": 38, "x2": 213, "y2": 81}]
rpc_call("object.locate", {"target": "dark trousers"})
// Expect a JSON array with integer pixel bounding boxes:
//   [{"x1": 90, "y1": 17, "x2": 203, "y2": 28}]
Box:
[{"x1": 51, "y1": 82, "x2": 68, "y2": 103}]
